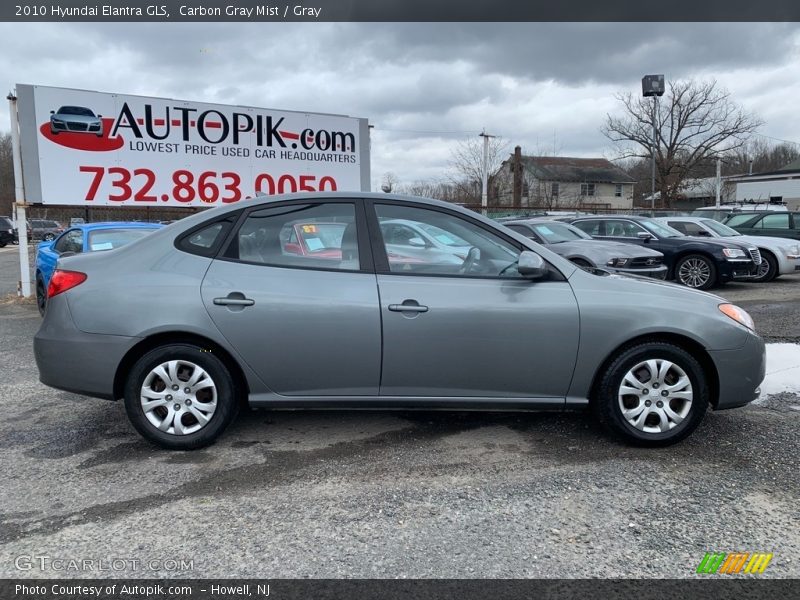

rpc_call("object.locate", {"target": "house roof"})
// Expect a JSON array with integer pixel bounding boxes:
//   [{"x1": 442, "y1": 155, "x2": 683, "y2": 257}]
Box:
[
  {"x1": 729, "y1": 157, "x2": 800, "y2": 180},
  {"x1": 512, "y1": 156, "x2": 636, "y2": 184}
]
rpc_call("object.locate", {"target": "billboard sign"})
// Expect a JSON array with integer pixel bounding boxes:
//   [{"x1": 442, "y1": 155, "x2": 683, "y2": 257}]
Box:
[{"x1": 15, "y1": 84, "x2": 370, "y2": 206}]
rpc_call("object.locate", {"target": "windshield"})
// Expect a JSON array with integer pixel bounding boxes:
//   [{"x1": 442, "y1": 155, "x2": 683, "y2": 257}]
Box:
[
  {"x1": 58, "y1": 106, "x2": 95, "y2": 117},
  {"x1": 702, "y1": 219, "x2": 740, "y2": 236},
  {"x1": 418, "y1": 223, "x2": 469, "y2": 247},
  {"x1": 87, "y1": 228, "x2": 158, "y2": 251},
  {"x1": 641, "y1": 219, "x2": 683, "y2": 238},
  {"x1": 530, "y1": 222, "x2": 591, "y2": 243}
]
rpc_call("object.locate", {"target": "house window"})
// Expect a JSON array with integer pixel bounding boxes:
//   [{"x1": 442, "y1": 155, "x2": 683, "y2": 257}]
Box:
[
  {"x1": 615, "y1": 184, "x2": 623, "y2": 197},
  {"x1": 551, "y1": 182, "x2": 559, "y2": 197},
  {"x1": 580, "y1": 183, "x2": 595, "y2": 197}
]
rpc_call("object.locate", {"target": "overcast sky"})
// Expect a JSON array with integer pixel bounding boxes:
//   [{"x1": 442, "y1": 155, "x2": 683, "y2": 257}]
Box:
[{"x1": 1, "y1": 22, "x2": 799, "y2": 191}]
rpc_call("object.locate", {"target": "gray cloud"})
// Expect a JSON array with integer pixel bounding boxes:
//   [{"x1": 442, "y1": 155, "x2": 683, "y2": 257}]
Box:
[{"x1": 1, "y1": 22, "x2": 798, "y2": 189}]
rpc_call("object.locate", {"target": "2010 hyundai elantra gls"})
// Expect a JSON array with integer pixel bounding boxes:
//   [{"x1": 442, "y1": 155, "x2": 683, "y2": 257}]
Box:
[{"x1": 34, "y1": 193, "x2": 766, "y2": 449}]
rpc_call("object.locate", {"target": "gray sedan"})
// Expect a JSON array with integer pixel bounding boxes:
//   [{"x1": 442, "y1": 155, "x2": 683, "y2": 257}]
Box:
[
  {"x1": 503, "y1": 219, "x2": 667, "y2": 279},
  {"x1": 34, "y1": 193, "x2": 765, "y2": 450}
]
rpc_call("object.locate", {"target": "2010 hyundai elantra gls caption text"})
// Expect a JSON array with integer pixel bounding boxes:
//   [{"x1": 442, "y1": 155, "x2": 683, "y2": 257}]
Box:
[{"x1": 34, "y1": 193, "x2": 766, "y2": 449}]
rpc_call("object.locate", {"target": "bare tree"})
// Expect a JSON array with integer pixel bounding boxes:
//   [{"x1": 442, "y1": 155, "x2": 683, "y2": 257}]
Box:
[
  {"x1": 380, "y1": 172, "x2": 400, "y2": 193},
  {"x1": 603, "y1": 79, "x2": 763, "y2": 207},
  {"x1": 0, "y1": 132, "x2": 14, "y2": 216},
  {"x1": 448, "y1": 135, "x2": 508, "y2": 204}
]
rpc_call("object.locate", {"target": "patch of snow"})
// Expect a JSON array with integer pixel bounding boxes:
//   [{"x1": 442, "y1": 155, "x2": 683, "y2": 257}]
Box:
[{"x1": 755, "y1": 343, "x2": 800, "y2": 403}]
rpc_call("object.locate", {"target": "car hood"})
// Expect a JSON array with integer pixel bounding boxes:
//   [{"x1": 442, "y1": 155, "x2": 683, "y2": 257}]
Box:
[
  {"x1": 733, "y1": 235, "x2": 799, "y2": 251},
  {"x1": 554, "y1": 239, "x2": 662, "y2": 258},
  {"x1": 681, "y1": 235, "x2": 756, "y2": 250}
]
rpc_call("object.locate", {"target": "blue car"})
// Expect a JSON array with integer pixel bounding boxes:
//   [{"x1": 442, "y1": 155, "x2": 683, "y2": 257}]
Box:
[{"x1": 36, "y1": 222, "x2": 163, "y2": 315}]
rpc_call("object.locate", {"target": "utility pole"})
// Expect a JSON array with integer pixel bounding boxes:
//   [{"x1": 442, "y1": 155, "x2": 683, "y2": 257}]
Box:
[
  {"x1": 8, "y1": 92, "x2": 31, "y2": 297},
  {"x1": 512, "y1": 145, "x2": 523, "y2": 208},
  {"x1": 479, "y1": 130, "x2": 495, "y2": 215},
  {"x1": 715, "y1": 157, "x2": 722, "y2": 208}
]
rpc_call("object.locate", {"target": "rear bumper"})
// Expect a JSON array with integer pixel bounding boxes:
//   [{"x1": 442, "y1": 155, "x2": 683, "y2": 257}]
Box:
[
  {"x1": 34, "y1": 295, "x2": 137, "y2": 400},
  {"x1": 708, "y1": 333, "x2": 766, "y2": 410}
]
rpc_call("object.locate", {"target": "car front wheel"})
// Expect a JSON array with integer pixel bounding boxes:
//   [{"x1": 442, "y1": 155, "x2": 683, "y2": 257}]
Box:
[
  {"x1": 752, "y1": 251, "x2": 777, "y2": 283},
  {"x1": 674, "y1": 254, "x2": 716, "y2": 289},
  {"x1": 124, "y1": 344, "x2": 239, "y2": 450},
  {"x1": 594, "y1": 341, "x2": 709, "y2": 446}
]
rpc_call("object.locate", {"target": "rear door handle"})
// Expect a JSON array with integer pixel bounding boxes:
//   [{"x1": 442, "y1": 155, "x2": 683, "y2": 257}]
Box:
[
  {"x1": 213, "y1": 293, "x2": 255, "y2": 307},
  {"x1": 388, "y1": 301, "x2": 429, "y2": 313}
]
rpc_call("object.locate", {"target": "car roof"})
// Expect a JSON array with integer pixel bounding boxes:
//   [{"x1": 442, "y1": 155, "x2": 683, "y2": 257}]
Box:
[
  {"x1": 70, "y1": 221, "x2": 164, "y2": 232},
  {"x1": 570, "y1": 214, "x2": 650, "y2": 221},
  {"x1": 656, "y1": 216, "x2": 710, "y2": 223}
]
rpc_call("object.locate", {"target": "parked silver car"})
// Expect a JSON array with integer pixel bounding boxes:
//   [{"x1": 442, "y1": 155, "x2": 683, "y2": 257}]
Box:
[
  {"x1": 502, "y1": 219, "x2": 667, "y2": 279},
  {"x1": 34, "y1": 193, "x2": 765, "y2": 450},
  {"x1": 658, "y1": 216, "x2": 800, "y2": 282}
]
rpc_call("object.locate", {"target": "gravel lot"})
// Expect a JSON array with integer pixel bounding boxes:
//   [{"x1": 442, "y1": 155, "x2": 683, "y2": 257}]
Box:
[{"x1": 0, "y1": 244, "x2": 798, "y2": 579}]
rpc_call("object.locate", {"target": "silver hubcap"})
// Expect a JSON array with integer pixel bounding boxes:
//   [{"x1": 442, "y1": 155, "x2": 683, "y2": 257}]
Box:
[
  {"x1": 140, "y1": 360, "x2": 217, "y2": 436},
  {"x1": 677, "y1": 258, "x2": 711, "y2": 288},
  {"x1": 756, "y1": 259, "x2": 770, "y2": 279},
  {"x1": 617, "y1": 359, "x2": 693, "y2": 434}
]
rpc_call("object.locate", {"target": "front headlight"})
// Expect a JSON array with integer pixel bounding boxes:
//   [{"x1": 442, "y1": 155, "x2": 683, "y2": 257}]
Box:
[
  {"x1": 722, "y1": 248, "x2": 746, "y2": 259},
  {"x1": 788, "y1": 245, "x2": 800, "y2": 257},
  {"x1": 606, "y1": 257, "x2": 629, "y2": 267},
  {"x1": 719, "y1": 303, "x2": 755, "y2": 331}
]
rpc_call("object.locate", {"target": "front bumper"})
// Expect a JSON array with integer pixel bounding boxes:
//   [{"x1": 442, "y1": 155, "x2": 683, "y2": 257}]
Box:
[
  {"x1": 34, "y1": 295, "x2": 137, "y2": 400},
  {"x1": 708, "y1": 332, "x2": 766, "y2": 410},
  {"x1": 719, "y1": 259, "x2": 759, "y2": 282},
  {"x1": 612, "y1": 265, "x2": 668, "y2": 280}
]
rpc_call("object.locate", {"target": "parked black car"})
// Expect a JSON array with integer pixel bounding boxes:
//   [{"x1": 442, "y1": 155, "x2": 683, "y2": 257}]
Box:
[
  {"x1": 723, "y1": 211, "x2": 800, "y2": 241},
  {"x1": 0, "y1": 216, "x2": 18, "y2": 247},
  {"x1": 567, "y1": 215, "x2": 761, "y2": 289}
]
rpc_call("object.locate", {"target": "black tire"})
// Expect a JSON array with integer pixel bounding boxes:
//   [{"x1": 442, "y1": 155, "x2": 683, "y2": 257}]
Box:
[
  {"x1": 36, "y1": 274, "x2": 46, "y2": 317},
  {"x1": 0, "y1": 240, "x2": 6, "y2": 248},
  {"x1": 752, "y1": 250, "x2": 778, "y2": 283},
  {"x1": 674, "y1": 254, "x2": 717, "y2": 290},
  {"x1": 124, "y1": 344, "x2": 239, "y2": 450},
  {"x1": 593, "y1": 341, "x2": 709, "y2": 447}
]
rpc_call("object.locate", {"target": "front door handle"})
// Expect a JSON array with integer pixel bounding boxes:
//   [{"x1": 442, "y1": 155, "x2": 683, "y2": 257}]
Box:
[
  {"x1": 388, "y1": 300, "x2": 429, "y2": 313},
  {"x1": 213, "y1": 293, "x2": 255, "y2": 307}
]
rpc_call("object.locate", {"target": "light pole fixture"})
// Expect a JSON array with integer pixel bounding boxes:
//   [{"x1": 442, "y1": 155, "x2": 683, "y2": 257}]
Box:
[{"x1": 642, "y1": 75, "x2": 665, "y2": 212}]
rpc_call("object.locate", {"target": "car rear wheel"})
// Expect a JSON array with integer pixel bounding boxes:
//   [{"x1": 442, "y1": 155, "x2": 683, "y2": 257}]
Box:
[
  {"x1": 675, "y1": 254, "x2": 716, "y2": 289},
  {"x1": 43, "y1": 233, "x2": 55, "y2": 241},
  {"x1": 124, "y1": 344, "x2": 239, "y2": 450},
  {"x1": 752, "y1": 250, "x2": 777, "y2": 283},
  {"x1": 594, "y1": 342, "x2": 709, "y2": 446},
  {"x1": 36, "y1": 275, "x2": 46, "y2": 316}
]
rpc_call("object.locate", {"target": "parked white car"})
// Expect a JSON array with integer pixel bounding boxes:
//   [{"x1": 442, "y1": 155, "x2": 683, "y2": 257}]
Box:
[{"x1": 658, "y1": 216, "x2": 800, "y2": 282}]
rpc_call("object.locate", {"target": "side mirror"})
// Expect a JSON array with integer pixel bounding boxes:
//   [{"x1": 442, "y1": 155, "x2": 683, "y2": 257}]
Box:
[
  {"x1": 517, "y1": 251, "x2": 548, "y2": 279},
  {"x1": 697, "y1": 230, "x2": 711, "y2": 237},
  {"x1": 408, "y1": 237, "x2": 426, "y2": 248},
  {"x1": 637, "y1": 231, "x2": 654, "y2": 240},
  {"x1": 97, "y1": 114, "x2": 102, "y2": 118},
  {"x1": 50, "y1": 110, "x2": 55, "y2": 115}
]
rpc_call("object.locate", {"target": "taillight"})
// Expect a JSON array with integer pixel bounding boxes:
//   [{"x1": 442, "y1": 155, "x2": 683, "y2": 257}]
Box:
[{"x1": 47, "y1": 270, "x2": 87, "y2": 298}]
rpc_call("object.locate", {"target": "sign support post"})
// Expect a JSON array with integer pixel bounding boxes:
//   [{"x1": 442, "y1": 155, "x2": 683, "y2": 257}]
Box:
[{"x1": 7, "y1": 92, "x2": 31, "y2": 298}]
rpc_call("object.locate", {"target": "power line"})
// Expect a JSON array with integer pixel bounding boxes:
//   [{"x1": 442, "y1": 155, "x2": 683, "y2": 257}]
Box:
[
  {"x1": 371, "y1": 127, "x2": 485, "y2": 136},
  {"x1": 753, "y1": 133, "x2": 800, "y2": 146}
]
